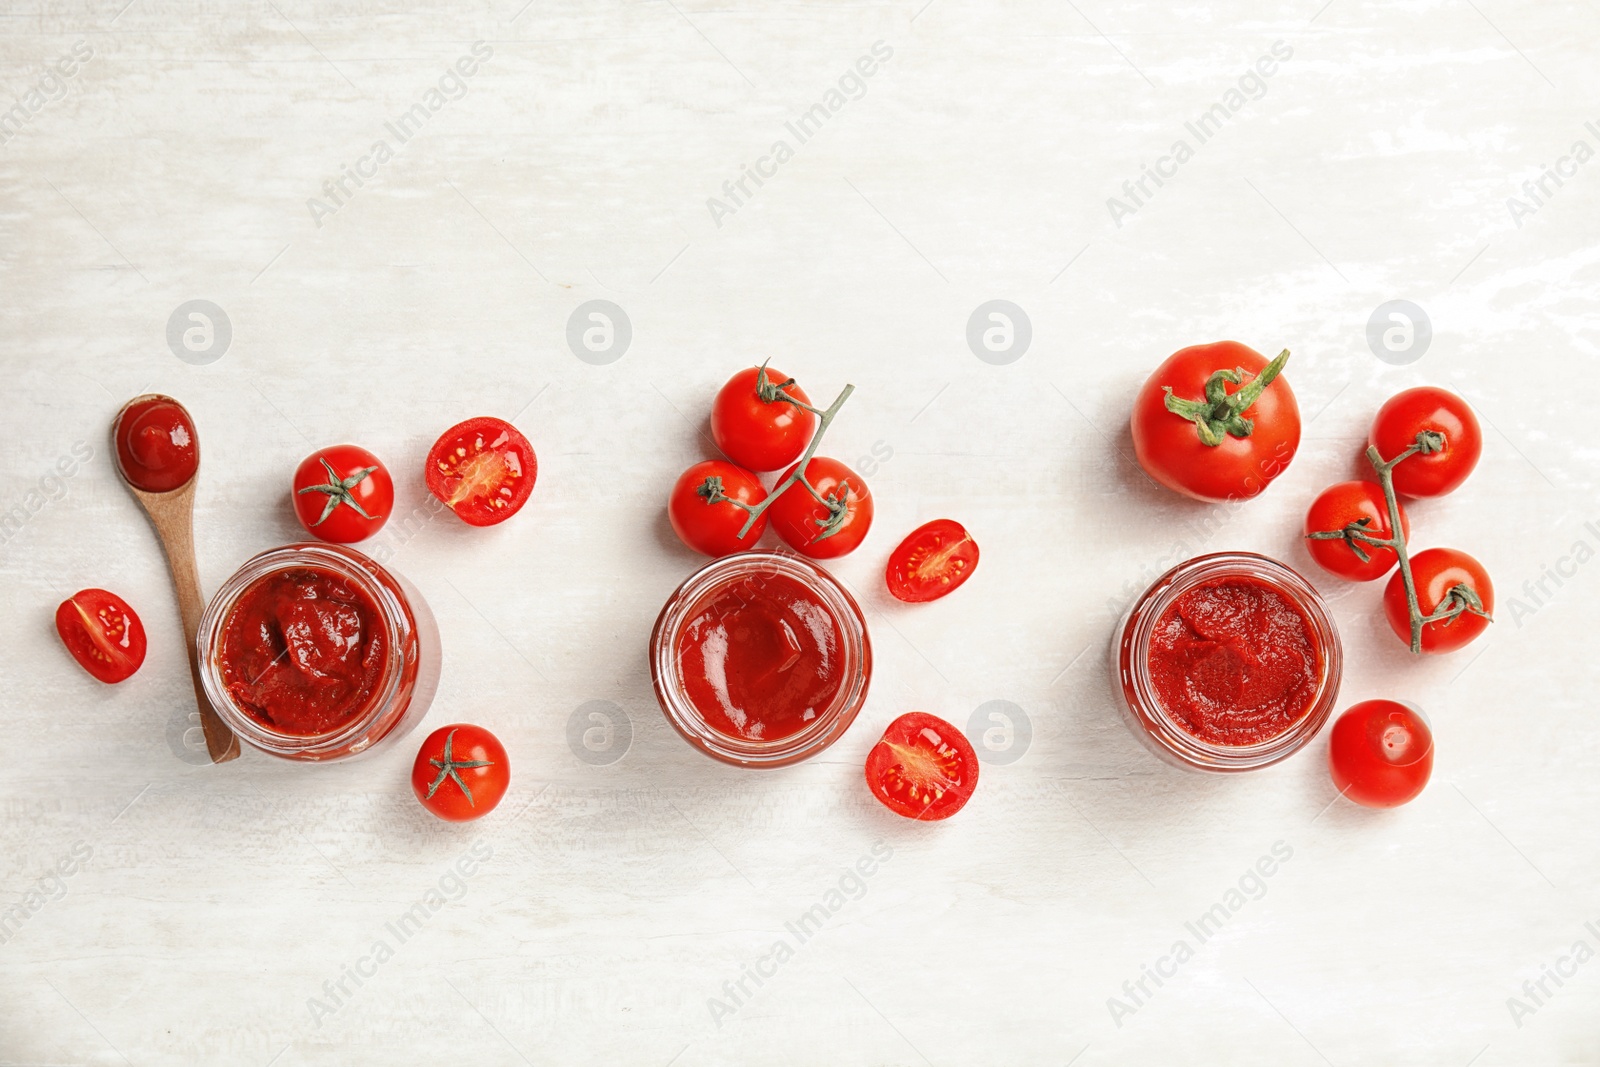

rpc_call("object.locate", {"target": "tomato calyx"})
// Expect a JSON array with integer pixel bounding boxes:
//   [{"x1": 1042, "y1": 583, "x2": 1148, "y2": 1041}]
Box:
[
  {"x1": 423, "y1": 728, "x2": 496, "y2": 807},
  {"x1": 296, "y1": 457, "x2": 380, "y2": 527},
  {"x1": 1305, "y1": 515, "x2": 1388, "y2": 564},
  {"x1": 1420, "y1": 581, "x2": 1493, "y2": 628},
  {"x1": 1161, "y1": 348, "x2": 1290, "y2": 446},
  {"x1": 753, "y1": 360, "x2": 819, "y2": 414}
]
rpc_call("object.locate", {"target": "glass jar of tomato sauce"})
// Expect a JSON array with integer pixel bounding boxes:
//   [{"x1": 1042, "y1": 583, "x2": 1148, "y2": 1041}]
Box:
[
  {"x1": 1113, "y1": 552, "x2": 1342, "y2": 772},
  {"x1": 197, "y1": 543, "x2": 441, "y2": 762},
  {"x1": 651, "y1": 551, "x2": 871, "y2": 768}
]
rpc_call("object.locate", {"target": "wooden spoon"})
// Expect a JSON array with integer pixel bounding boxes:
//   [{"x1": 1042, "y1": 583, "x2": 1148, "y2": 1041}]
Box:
[{"x1": 113, "y1": 394, "x2": 240, "y2": 764}]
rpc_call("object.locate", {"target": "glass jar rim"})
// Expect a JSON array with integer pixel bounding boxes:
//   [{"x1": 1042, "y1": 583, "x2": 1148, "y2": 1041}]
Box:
[
  {"x1": 650, "y1": 550, "x2": 872, "y2": 768},
  {"x1": 197, "y1": 542, "x2": 414, "y2": 758},
  {"x1": 1118, "y1": 551, "x2": 1343, "y2": 771}
]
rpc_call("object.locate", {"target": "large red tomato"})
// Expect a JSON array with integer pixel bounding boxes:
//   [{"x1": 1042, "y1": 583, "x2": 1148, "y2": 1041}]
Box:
[
  {"x1": 292, "y1": 444, "x2": 393, "y2": 543},
  {"x1": 1131, "y1": 342, "x2": 1300, "y2": 502}
]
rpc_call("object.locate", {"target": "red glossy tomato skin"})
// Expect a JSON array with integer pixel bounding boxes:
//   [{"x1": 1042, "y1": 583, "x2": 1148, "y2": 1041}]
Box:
[
  {"x1": 886, "y1": 519, "x2": 980, "y2": 603},
  {"x1": 1130, "y1": 342, "x2": 1300, "y2": 502},
  {"x1": 865, "y1": 712, "x2": 979, "y2": 821},
  {"x1": 1303, "y1": 481, "x2": 1410, "y2": 582},
  {"x1": 425, "y1": 417, "x2": 537, "y2": 527},
  {"x1": 711, "y1": 366, "x2": 817, "y2": 473},
  {"x1": 1329, "y1": 700, "x2": 1433, "y2": 808},
  {"x1": 668, "y1": 460, "x2": 768, "y2": 557},
  {"x1": 769, "y1": 457, "x2": 872, "y2": 559},
  {"x1": 56, "y1": 589, "x2": 147, "y2": 683},
  {"x1": 411, "y1": 725, "x2": 510, "y2": 822},
  {"x1": 291, "y1": 445, "x2": 394, "y2": 544},
  {"x1": 1369, "y1": 388, "x2": 1482, "y2": 498},
  {"x1": 1383, "y1": 547, "x2": 1494, "y2": 653}
]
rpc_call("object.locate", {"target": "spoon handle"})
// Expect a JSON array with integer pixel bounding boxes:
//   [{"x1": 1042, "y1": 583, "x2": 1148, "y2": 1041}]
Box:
[{"x1": 155, "y1": 492, "x2": 241, "y2": 764}]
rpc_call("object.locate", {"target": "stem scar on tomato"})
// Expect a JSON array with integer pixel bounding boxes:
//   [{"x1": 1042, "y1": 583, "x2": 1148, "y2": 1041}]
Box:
[
  {"x1": 1162, "y1": 348, "x2": 1291, "y2": 446},
  {"x1": 424, "y1": 728, "x2": 495, "y2": 806}
]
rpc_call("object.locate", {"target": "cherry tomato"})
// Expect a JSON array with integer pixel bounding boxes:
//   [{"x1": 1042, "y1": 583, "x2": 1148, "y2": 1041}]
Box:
[
  {"x1": 1130, "y1": 342, "x2": 1300, "y2": 502},
  {"x1": 711, "y1": 365, "x2": 817, "y2": 473},
  {"x1": 1303, "y1": 481, "x2": 1410, "y2": 582},
  {"x1": 411, "y1": 724, "x2": 510, "y2": 822},
  {"x1": 1368, "y1": 387, "x2": 1482, "y2": 498},
  {"x1": 668, "y1": 460, "x2": 767, "y2": 557},
  {"x1": 1383, "y1": 547, "x2": 1494, "y2": 653},
  {"x1": 1328, "y1": 699, "x2": 1433, "y2": 808},
  {"x1": 291, "y1": 444, "x2": 394, "y2": 543},
  {"x1": 55, "y1": 589, "x2": 146, "y2": 683},
  {"x1": 886, "y1": 519, "x2": 979, "y2": 603},
  {"x1": 865, "y1": 712, "x2": 979, "y2": 821},
  {"x1": 768, "y1": 457, "x2": 872, "y2": 558},
  {"x1": 425, "y1": 417, "x2": 537, "y2": 527}
]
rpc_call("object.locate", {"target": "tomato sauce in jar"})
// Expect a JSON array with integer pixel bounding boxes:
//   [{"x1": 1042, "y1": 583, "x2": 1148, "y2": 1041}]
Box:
[
  {"x1": 218, "y1": 566, "x2": 387, "y2": 737},
  {"x1": 1113, "y1": 553, "x2": 1341, "y2": 772},
  {"x1": 652, "y1": 552, "x2": 871, "y2": 767}
]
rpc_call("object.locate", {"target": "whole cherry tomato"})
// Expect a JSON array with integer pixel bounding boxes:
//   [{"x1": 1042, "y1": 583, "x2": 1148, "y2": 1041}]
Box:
[
  {"x1": 425, "y1": 417, "x2": 537, "y2": 526},
  {"x1": 711, "y1": 365, "x2": 817, "y2": 473},
  {"x1": 1368, "y1": 387, "x2": 1482, "y2": 498},
  {"x1": 1328, "y1": 699, "x2": 1433, "y2": 808},
  {"x1": 668, "y1": 460, "x2": 768, "y2": 557},
  {"x1": 55, "y1": 589, "x2": 146, "y2": 683},
  {"x1": 411, "y1": 724, "x2": 510, "y2": 822},
  {"x1": 865, "y1": 712, "x2": 979, "y2": 821},
  {"x1": 1130, "y1": 342, "x2": 1300, "y2": 502},
  {"x1": 292, "y1": 444, "x2": 394, "y2": 543},
  {"x1": 1303, "y1": 481, "x2": 1410, "y2": 582},
  {"x1": 886, "y1": 519, "x2": 979, "y2": 603},
  {"x1": 1383, "y1": 547, "x2": 1493, "y2": 653},
  {"x1": 768, "y1": 457, "x2": 872, "y2": 558}
]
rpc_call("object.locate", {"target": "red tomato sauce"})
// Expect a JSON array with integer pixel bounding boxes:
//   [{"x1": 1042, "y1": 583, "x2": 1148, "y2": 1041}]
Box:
[
  {"x1": 114, "y1": 397, "x2": 198, "y2": 492},
  {"x1": 674, "y1": 572, "x2": 844, "y2": 742},
  {"x1": 1147, "y1": 576, "x2": 1319, "y2": 746},
  {"x1": 218, "y1": 567, "x2": 387, "y2": 736}
]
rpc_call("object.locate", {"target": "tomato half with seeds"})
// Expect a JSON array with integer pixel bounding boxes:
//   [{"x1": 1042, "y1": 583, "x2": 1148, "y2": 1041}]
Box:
[
  {"x1": 1303, "y1": 481, "x2": 1409, "y2": 582},
  {"x1": 711, "y1": 365, "x2": 817, "y2": 473},
  {"x1": 1368, "y1": 387, "x2": 1482, "y2": 498},
  {"x1": 668, "y1": 460, "x2": 768, "y2": 557},
  {"x1": 56, "y1": 589, "x2": 146, "y2": 683},
  {"x1": 768, "y1": 457, "x2": 872, "y2": 558},
  {"x1": 1383, "y1": 547, "x2": 1493, "y2": 654},
  {"x1": 411, "y1": 724, "x2": 510, "y2": 822},
  {"x1": 865, "y1": 712, "x2": 979, "y2": 821},
  {"x1": 425, "y1": 417, "x2": 537, "y2": 526},
  {"x1": 292, "y1": 444, "x2": 393, "y2": 543},
  {"x1": 1130, "y1": 342, "x2": 1300, "y2": 502},
  {"x1": 886, "y1": 519, "x2": 979, "y2": 602},
  {"x1": 1328, "y1": 699, "x2": 1433, "y2": 808}
]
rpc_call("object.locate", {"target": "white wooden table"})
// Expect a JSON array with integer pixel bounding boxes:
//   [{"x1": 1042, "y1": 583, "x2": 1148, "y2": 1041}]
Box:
[{"x1": 2, "y1": 2, "x2": 1596, "y2": 1063}]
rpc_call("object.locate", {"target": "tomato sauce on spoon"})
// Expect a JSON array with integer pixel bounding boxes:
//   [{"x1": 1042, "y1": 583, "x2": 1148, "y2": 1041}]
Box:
[{"x1": 113, "y1": 396, "x2": 199, "y2": 492}]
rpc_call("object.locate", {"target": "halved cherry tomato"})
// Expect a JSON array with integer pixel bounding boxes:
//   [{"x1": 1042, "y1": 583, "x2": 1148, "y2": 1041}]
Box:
[
  {"x1": 1303, "y1": 481, "x2": 1409, "y2": 582},
  {"x1": 886, "y1": 519, "x2": 979, "y2": 602},
  {"x1": 768, "y1": 457, "x2": 872, "y2": 558},
  {"x1": 1130, "y1": 342, "x2": 1300, "y2": 502},
  {"x1": 1368, "y1": 387, "x2": 1482, "y2": 498},
  {"x1": 668, "y1": 460, "x2": 767, "y2": 557},
  {"x1": 865, "y1": 712, "x2": 979, "y2": 821},
  {"x1": 1383, "y1": 547, "x2": 1493, "y2": 653},
  {"x1": 292, "y1": 444, "x2": 393, "y2": 544},
  {"x1": 411, "y1": 724, "x2": 510, "y2": 822},
  {"x1": 1329, "y1": 699, "x2": 1433, "y2": 808},
  {"x1": 711, "y1": 365, "x2": 817, "y2": 473},
  {"x1": 55, "y1": 589, "x2": 146, "y2": 683},
  {"x1": 425, "y1": 417, "x2": 537, "y2": 527}
]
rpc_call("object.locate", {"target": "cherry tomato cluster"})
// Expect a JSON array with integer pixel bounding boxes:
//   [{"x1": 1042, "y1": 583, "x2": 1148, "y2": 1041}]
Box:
[
  {"x1": 1303, "y1": 386, "x2": 1492, "y2": 655},
  {"x1": 668, "y1": 365, "x2": 873, "y2": 559}
]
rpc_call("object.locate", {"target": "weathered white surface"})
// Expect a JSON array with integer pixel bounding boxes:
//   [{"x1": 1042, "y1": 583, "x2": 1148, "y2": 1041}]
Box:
[{"x1": 1, "y1": 1, "x2": 1597, "y2": 1063}]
